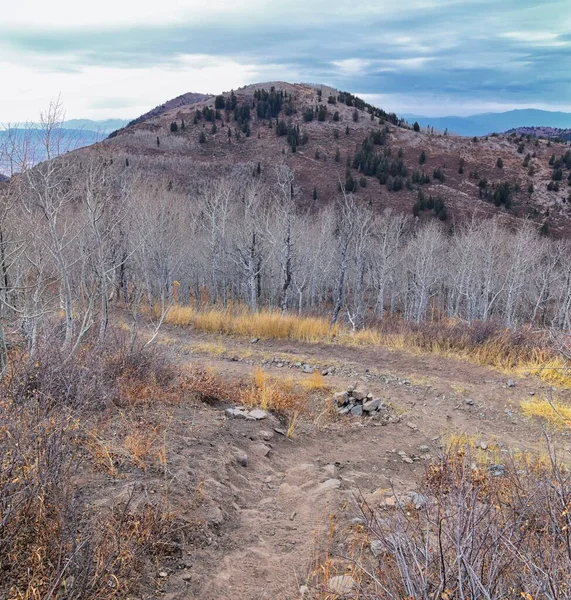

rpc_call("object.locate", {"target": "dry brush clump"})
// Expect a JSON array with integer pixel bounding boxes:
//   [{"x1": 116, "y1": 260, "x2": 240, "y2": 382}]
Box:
[
  {"x1": 0, "y1": 332, "x2": 192, "y2": 599},
  {"x1": 320, "y1": 443, "x2": 571, "y2": 599},
  {"x1": 184, "y1": 365, "x2": 316, "y2": 419}
]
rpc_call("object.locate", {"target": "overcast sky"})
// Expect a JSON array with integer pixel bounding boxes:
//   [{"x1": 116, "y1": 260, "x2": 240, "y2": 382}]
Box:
[{"x1": 2, "y1": 0, "x2": 570, "y2": 121}]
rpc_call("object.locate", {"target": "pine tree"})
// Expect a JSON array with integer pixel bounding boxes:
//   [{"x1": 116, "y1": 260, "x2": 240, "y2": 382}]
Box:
[
  {"x1": 156, "y1": 136, "x2": 160, "y2": 147},
  {"x1": 199, "y1": 132, "x2": 206, "y2": 144},
  {"x1": 413, "y1": 121, "x2": 420, "y2": 132},
  {"x1": 313, "y1": 186, "x2": 318, "y2": 201},
  {"x1": 170, "y1": 122, "x2": 178, "y2": 133},
  {"x1": 419, "y1": 150, "x2": 426, "y2": 165}
]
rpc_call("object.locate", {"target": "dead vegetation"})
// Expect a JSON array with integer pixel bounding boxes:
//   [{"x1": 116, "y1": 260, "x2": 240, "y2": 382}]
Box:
[
  {"x1": 311, "y1": 442, "x2": 571, "y2": 599},
  {"x1": 166, "y1": 304, "x2": 571, "y2": 387},
  {"x1": 0, "y1": 331, "x2": 196, "y2": 600}
]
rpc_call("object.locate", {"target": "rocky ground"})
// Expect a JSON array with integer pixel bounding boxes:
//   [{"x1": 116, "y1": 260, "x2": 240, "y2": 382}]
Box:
[{"x1": 90, "y1": 323, "x2": 568, "y2": 599}]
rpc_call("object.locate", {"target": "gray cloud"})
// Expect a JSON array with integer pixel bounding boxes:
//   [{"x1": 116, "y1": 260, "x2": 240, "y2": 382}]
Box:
[{"x1": 2, "y1": 0, "x2": 570, "y2": 116}]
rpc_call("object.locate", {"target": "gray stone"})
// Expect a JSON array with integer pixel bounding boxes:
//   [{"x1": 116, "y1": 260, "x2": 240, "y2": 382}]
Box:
[
  {"x1": 409, "y1": 491, "x2": 428, "y2": 509},
  {"x1": 260, "y1": 430, "x2": 274, "y2": 441},
  {"x1": 302, "y1": 364, "x2": 313, "y2": 373},
  {"x1": 250, "y1": 337, "x2": 259, "y2": 344},
  {"x1": 333, "y1": 391, "x2": 349, "y2": 406},
  {"x1": 506, "y1": 379, "x2": 516, "y2": 388},
  {"x1": 363, "y1": 398, "x2": 381, "y2": 412},
  {"x1": 402, "y1": 456, "x2": 414, "y2": 464},
  {"x1": 352, "y1": 388, "x2": 367, "y2": 401},
  {"x1": 465, "y1": 398, "x2": 474, "y2": 405},
  {"x1": 248, "y1": 408, "x2": 269, "y2": 420},
  {"x1": 418, "y1": 445, "x2": 430, "y2": 453},
  {"x1": 158, "y1": 571, "x2": 168, "y2": 578},
  {"x1": 489, "y1": 464, "x2": 505, "y2": 477},
  {"x1": 370, "y1": 539, "x2": 383, "y2": 557},
  {"x1": 225, "y1": 407, "x2": 248, "y2": 419},
  {"x1": 316, "y1": 478, "x2": 341, "y2": 493},
  {"x1": 328, "y1": 575, "x2": 355, "y2": 595},
  {"x1": 350, "y1": 404, "x2": 363, "y2": 417},
  {"x1": 406, "y1": 422, "x2": 418, "y2": 430},
  {"x1": 337, "y1": 406, "x2": 350, "y2": 415},
  {"x1": 234, "y1": 450, "x2": 248, "y2": 467}
]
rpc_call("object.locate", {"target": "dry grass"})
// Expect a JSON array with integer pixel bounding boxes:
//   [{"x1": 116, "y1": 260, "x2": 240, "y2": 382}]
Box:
[
  {"x1": 185, "y1": 365, "x2": 321, "y2": 420},
  {"x1": 312, "y1": 443, "x2": 571, "y2": 599},
  {"x1": 302, "y1": 370, "x2": 329, "y2": 392},
  {"x1": 0, "y1": 331, "x2": 194, "y2": 599},
  {"x1": 165, "y1": 304, "x2": 571, "y2": 387},
  {"x1": 521, "y1": 395, "x2": 571, "y2": 428}
]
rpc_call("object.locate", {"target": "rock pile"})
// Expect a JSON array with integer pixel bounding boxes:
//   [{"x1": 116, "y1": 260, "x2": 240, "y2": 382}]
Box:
[{"x1": 332, "y1": 386, "x2": 385, "y2": 417}]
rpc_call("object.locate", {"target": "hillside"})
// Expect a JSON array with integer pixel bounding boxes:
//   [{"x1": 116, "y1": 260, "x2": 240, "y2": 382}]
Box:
[
  {"x1": 77, "y1": 81, "x2": 571, "y2": 235},
  {"x1": 402, "y1": 108, "x2": 571, "y2": 137},
  {"x1": 504, "y1": 126, "x2": 571, "y2": 143}
]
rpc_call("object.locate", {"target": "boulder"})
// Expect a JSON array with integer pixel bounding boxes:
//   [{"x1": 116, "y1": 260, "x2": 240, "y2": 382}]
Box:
[
  {"x1": 333, "y1": 391, "x2": 350, "y2": 406},
  {"x1": 350, "y1": 404, "x2": 363, "y2": 417},
  {"x1": 362, "y1": 398, "x2": 381, "y2": 412},
  {"x1": 351, "y1": 389, "x2": 367, "y2": 401}
]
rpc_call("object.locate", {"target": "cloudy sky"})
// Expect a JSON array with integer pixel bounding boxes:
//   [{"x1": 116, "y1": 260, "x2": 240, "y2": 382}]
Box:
[{"x1": 2, "y1": 0, "x2": 570, "y2": 122}]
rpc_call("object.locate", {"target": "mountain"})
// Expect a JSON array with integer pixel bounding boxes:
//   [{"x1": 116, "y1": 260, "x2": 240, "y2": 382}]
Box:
[
  {"x1": 503, "y1": 126, "x2": 571, "y2": 143},
  {"x1": 107, "y1": 92, "x2": 210, "y2": 137},
  {"x1": 0, "y1": 127, "x2": 108, "y2": 174},
  {"x1": 1, "y1": 119, "x2": 131, "y2": 134},
  {"x1": 38, "y1": 82, "x2": 571, "y2": 235},
  {"x1": 402, "y1": 109, "x2": 571, "y2": 137}
]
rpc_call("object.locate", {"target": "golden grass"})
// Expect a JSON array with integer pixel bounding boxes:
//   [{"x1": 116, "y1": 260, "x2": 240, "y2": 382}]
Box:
[
  {"x1": 302, "y1": 370, "x2": 329, "y2": 392},
  {"x1": 520, "y1": 396, "x2": 571, "y2": 428},
  {"x1": 164, "y1": 304, "x2": 571, "y2": 388}
]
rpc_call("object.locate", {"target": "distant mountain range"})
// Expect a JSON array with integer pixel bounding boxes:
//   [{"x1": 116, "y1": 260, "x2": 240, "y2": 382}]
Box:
[
  {"x1": 0, "y1": 119, "x2": 131, "y2": 174},
  {"x1": 401, "y1": 109, "x2": 571, "y2": 137},
  {"x1": 1, "y1": 118, "x2": 130, "y2": 134}
]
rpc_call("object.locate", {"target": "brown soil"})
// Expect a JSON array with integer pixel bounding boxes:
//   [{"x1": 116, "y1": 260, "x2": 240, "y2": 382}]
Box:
[{"x1": 87, "y1": 323, "x2": 570, "y2": 599}]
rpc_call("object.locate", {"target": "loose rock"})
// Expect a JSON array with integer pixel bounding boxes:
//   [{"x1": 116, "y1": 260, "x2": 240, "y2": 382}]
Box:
[
  {"x1": 248, "y1": 408, "x2": 269, "y2": 420},
  {"x1": 350, "y1": 405, "x2": 363, "y2": 417},
  {"x1": 234, "y1": 450, "x2": 248, "y2": 467},
  {"x1": 328, "y1": 575, "x2": 355, "y2": 596},
  {"x1": 225, "y1": 408, "x2": 248, "y2": 419},
  {"x1": 363, "y1": 398, "x2": 381, "y2": 412}
]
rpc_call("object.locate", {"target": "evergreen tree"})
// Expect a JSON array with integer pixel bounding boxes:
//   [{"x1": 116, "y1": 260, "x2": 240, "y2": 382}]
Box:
[
  {"x1": 156, "y1": 136, "x2": 160, "y2": 147},
  {"x1": 170, "y1": 121, "x2": 178, "y2": 133},
  {"x1": 419, "y1": 150, "x2": 426, "y2": 165},
  {"x1": 215, "y1": 95, "x2": 225, "y2": 109},
  {"x1": 181, "y1": 119, "x2": 186, "y2": 130},
  {"x1": 333, "y1": 111, "x2": 340, "y2": 122},
  {"x1": 496, "y1": 158, "x2": 503, "y2": 169},
  {"x1": 313, "y1": 186, "x2": 318, "y2": 201},
  {"x1": 352, "y1": 109, "x2": 359, "y2": 123},
  {"x1": 413, "y1": 121, "x2": 420, "y2": 132},
  {"x1": 199, "y1": 132, "x2": 206, "y2": 144},
  {"x1": 345, "y1": 125, "x2": 350, "y2": 135}
]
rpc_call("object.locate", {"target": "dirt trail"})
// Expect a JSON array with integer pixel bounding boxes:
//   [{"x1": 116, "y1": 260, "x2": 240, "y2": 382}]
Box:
[{"x1": 140, "y1": 325, "x2": 567, "y2": 599}]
